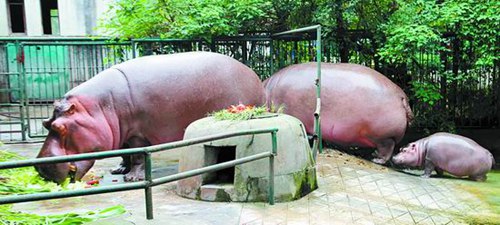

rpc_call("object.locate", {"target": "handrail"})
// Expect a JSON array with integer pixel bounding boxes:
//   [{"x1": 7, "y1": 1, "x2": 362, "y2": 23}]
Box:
[
  {"x1": 0, "y1": 128, "x2": 277, "y2": 169},
  {"x1": 0, "y1": 128, "x2": 279, "y2": 220},
  {"x1": 271, "y1": 25, "x2": 321, "y2": 37},
  {"x1": 271, "y1": 25, "x2": 323, "y2": 157}
]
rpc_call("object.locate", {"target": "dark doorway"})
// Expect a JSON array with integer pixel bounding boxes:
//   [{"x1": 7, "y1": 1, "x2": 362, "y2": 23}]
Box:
[
  {"x1": 7, "y1": 0, "x2": 26, "y2": 34},
  {"x1": 203, "y1": 145, "x2": 236, "y2": 185},
  {"x1": 40, "y1": 0, "x2": 58, "y2": 35}
]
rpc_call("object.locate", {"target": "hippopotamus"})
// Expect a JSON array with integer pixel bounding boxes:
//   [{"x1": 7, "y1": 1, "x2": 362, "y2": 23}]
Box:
[
  {"x1": 35, "y1": 52, "x2": 265, "y2": 183},
  {"x1": 392, "y1": 132, "x2": 495, "y2": 181},
  {"x1": 264, "y1": 63, "x2": 413, "y2": 164}
]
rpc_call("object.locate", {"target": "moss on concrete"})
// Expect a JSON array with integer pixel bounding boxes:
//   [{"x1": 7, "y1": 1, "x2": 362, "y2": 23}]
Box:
[
  {"x1": 292, "y1": 167, "x2": 318, "y2": 200},
  {"x1": 215, "y1": 189, "x2": 231, "y2": 202},
  {"x1": 455, "y1": 170, "x2": 500, "y2": 224}
]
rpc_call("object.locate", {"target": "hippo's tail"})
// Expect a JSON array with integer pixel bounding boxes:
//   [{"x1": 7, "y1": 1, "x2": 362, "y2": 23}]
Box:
[{"x1": 402, "y1": 96, "x2": 414, "y2": 126}]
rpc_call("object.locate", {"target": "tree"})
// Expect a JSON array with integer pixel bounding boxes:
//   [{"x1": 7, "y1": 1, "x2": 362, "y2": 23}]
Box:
[{"x1": 98, "y1": 0, "x2": 273, "y2": 39}]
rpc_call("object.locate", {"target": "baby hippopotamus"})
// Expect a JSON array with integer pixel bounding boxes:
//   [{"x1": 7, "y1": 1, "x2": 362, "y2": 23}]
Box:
[{"x1": 392, "y1": 132, "x2": 494, "y2": 181}]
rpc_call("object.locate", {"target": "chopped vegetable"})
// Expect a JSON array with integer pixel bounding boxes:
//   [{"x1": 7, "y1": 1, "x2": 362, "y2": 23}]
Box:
[
  {"x1": 0, "y1": 150, "x2": 126, "y2": 224},
  {"x1": 213, "y1": 104, "x2": 274, "y2": 120},
  {"x1": 0, "y1": 204, "x2": 126, "y2": 225}
]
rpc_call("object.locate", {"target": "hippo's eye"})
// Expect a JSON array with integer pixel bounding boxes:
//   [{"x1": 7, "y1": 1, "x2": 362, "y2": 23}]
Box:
[{"x1": 64, "y1": 104, "x2": 76, "y2": 115}]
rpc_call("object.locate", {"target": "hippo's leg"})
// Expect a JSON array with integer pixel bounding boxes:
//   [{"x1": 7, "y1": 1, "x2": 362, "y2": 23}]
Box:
[
  {"x1": 421, "y1": 159, "x2": 435, "y2": 178},
  {"x1": 110, "y1": 156, "x2": 131, "y2": 175},
  {"x1": 372, "y1": 139, "x2": 395, "y2": 164},
  {"x1": 124, "y1": 154, "x2": 145, "y2": 182},
  {"x1": 469, "y1": 174, "x2": 487, "y2": 182},
  {"x1": 435, "y1": 168, "x2": 444, "y2": 177},
  {"x1": 124, "y1": 137, "x2": 150, "y2": 182}
]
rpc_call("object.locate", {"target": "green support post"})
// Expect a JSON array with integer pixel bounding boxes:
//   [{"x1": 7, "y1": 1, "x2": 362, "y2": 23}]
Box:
[
  {"x1": 144, "y1": 152, "x2": 153, "y2": 220},
  {"x1": 269, "y1": 131, "x2": 278, "y2": 205},
  {"x1": 131, "y1": 40, "x2": 137, "y2": 58},
  {"x1": 269, "y1": 40, "x2": 274, "y2": 75},
  {"x1": 17, "y1": 42, "x2": 26, "y2": 141},
  {"x1": 316, "y1": 26, "x2": 323, "y2": 153}
]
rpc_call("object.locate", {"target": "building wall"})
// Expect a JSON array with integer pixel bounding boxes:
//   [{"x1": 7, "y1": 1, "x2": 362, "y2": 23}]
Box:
[
  {"x1": 58, "y1": 0, "x2": 111, "y2": 36},
  {"x1": 0, "y1": 0, "x2": 113, "y2": 37},
  {"x1": 24, "y1": 0, "x2": 43, "y2": 36},
  {"x1": 0, "y1": 0, "x2": 10, "y2": 36}
]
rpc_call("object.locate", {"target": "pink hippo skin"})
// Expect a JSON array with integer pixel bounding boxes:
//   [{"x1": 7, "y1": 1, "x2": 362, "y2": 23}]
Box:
[
  {"x1": 392, "y1": 132, "x2": 495, "y2": 181},
  {"x1": 264, "y1": 63, "x2": 413, "y2": 164},
  {"x1": 35, "y1": 52, "x2": 265, "y2": 183}
]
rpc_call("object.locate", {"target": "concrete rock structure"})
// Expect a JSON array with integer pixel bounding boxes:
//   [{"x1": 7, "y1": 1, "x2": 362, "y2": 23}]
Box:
[{"x1": 177, "y1": 114, "x2": 317, "y2": 202}]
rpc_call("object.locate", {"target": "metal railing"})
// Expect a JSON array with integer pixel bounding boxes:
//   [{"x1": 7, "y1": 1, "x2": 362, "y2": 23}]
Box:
[{"x1": 0, "y1": 128, "x2": 279, "y2": 220}]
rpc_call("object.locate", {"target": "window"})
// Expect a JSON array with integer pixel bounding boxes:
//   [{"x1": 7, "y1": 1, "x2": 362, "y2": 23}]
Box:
[
  {"x1": 40, "y1": 0, "x2": 58, "y2": 35},
  {"x1": 7, "y1": 0, "x2": 26, "y2": 34}
]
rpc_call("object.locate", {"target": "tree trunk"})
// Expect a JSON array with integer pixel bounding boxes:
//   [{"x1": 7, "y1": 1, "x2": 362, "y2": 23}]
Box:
[{"x1": 335, "y1": 0, "x2": 349, "y2": 63}]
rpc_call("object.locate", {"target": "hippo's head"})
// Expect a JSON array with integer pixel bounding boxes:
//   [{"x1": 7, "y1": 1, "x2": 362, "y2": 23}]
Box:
[
  {"x1": 392, "y1": 142, "x2": 422, "y2": 168},
  {"x1": 35, "y1": 98, "x2": 114, "y2": 184}
]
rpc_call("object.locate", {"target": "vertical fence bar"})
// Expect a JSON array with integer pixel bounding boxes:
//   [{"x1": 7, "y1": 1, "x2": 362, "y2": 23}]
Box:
[
  {"x1": 269, "y1": 131, "x2": 277, "y2": 205},
  {"x1": 130, "y1": 39, "x2": 137, "y2": 59},
  {"x1": 144, "y1": 152, "x2": 153, "y2": 220},
  {"x1": 269, "y1": 40, "x2": 274, "y2": 75},
  {"x1": 316, "y1": 26, "x2": 323, "y2": 153},
  {"x1": 16, "y1": 41, "x2": 27, "y2": 141}
]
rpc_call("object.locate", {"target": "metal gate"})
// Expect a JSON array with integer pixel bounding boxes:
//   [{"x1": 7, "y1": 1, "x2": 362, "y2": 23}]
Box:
[
  {"x1": 19, "y1": 41, "x2": 133, "y2": 138},
  {"x1": 0, "y1": 42, "x2": 26, "y2": 142}
]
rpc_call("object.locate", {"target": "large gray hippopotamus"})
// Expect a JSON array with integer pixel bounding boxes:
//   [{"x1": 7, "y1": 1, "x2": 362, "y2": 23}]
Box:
[
  {"x1": 392, "y1": 132, "x2": 495, "y2": 181},
  {"x1": 36, "y1": 52, "x2": 265, "y2": 183},
  {"x1": 264, "y1": 63, "x2": 413, "y2": 164}
]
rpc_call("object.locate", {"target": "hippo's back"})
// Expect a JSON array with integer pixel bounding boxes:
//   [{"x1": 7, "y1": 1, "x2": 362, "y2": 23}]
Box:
[
  {"x1": 265, "y1": 63, "x2": 412, "y2": 147},
  {"x1": 426, "y1": 132, "x2": 493, "y2": 176},
  {"x1": 68, "y1": 52, "x2": 265, "y2": 144}
]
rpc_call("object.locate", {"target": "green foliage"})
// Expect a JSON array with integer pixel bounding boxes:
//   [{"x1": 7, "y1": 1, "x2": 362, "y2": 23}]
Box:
[
  {"x1": 410, "y1": 80, "x2": 457, "y2": 133},
  {"x1": 212, "y1": 104, "x2": 284, "y2": 121},
  {"x1": 0, "y1": 150, "x2": 87, "y2": 195},
  {"x1": 212, "y1": 105, "x2": 269, "y2": 121},
  {"x1": 98, "y1": 0, "x2": 273, "y2": 39},
  {"x1": 0, "y1": 204, "x2": 126, "y2": 225},
  {"x1": 379, "y1": 0, "x2": 499, "y2": 67},
  {"x1": 0, "y1": 151, "x2": 126, "y2": 224},
  {"x1": 410, "y1": 80, "x2": 442, "y2": 106}
]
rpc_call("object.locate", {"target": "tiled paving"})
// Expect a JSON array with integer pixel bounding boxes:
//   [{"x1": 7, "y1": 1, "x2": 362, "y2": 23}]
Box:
[{"x1": 3, "y1": 144, "x2": 496, "y2": 224}]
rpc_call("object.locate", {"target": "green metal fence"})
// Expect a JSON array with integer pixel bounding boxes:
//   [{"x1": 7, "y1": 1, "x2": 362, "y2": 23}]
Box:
[
  {"x1": 0, "y1": 33, "x2": 498, "y2": 142},
  {"x1": 0, "y1": 128, "x2": 279, "y2": 220},
  {"x1": 0, "y1": 41, "x2": 26, "y2": 141}
]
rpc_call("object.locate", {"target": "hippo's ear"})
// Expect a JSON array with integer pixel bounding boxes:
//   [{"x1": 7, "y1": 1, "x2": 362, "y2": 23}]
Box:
[
  {"x1": 43, "y1": 112, "x2": 56, "y2": 130},
  {"x1": 64, "y1": 103, "x2": 76, "y2": 115},
  {"x1": 42, "y1": 117, "x2": 53, "y2": 130}
]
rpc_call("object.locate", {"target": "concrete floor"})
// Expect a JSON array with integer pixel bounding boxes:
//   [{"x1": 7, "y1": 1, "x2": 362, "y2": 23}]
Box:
[{"x1": 1, "y1": 143, "x2": 497, "y2": 225}]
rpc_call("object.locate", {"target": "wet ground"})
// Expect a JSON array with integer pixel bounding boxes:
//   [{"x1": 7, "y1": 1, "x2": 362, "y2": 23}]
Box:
[{"x1": 1, "y1": 143, "x2": 499, "y2": 225}]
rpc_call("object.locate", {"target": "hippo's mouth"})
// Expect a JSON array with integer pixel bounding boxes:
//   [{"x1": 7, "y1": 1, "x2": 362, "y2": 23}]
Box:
[{"x1": 68, "y1": 162, "x2": 78, "y2": 183}]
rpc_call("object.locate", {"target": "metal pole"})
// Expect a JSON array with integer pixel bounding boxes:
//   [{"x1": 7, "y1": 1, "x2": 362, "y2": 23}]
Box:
[
  {"x1": 269, "y1": 40, "x2": 274, "y2": 76},
  {"x1": 16, "y1": 41, "x2": 27, "y2": 141},
  {"x1": 316, "y1": 26, "x2": 323, "y2": 153},
  {"x1": 144, "y1": 152, "x2": 153, "y2": 220},
  {"x1": 0, "y1": 181, "x2": 147, "y2": 204},
  {"x1": 269, "y1": 131, "x2": 277, "y2": 205},
  {"x1": 151, "y1": 152, "x2": 272, "y2": 186},
  {"x1": 271, "y1": 25, "x2": 321, "y2": 37},
  {"x1": 0, "y1": 128, "x2": 279, "y2": 169},
  {"x1": 131, "y1": 40, "x2": 136, "y2": 58}
]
